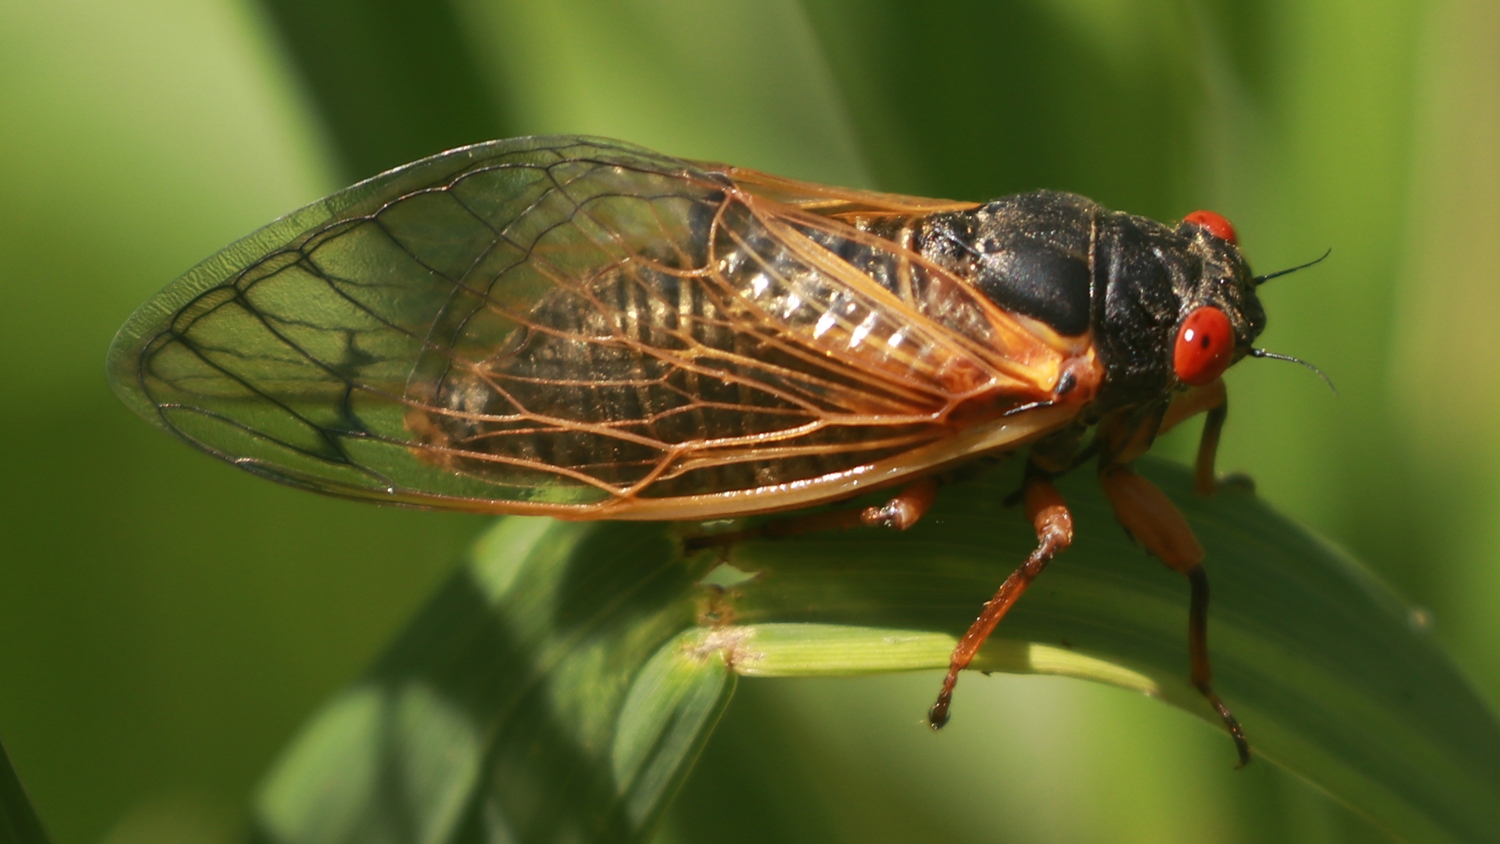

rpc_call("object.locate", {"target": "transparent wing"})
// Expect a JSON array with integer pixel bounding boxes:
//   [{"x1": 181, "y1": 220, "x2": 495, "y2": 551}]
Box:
[{"x1": 108, "y1": 136, "x2": 1090, "y2": 518}]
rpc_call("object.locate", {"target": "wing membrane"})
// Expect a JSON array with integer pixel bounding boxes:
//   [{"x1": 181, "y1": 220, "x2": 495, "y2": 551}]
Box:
[{"x1": 109, "y1": 136, "x2": 1088, "y2": 518}]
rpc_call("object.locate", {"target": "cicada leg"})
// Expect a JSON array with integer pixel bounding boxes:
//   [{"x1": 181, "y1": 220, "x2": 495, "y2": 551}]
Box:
[
  {"x1": 1098, "y1": 462, "x2": 1252, "y2": 767},
  {"x1": 683, "y1": 477, "x2": 941, "y2": 551},
  {"x1": 1157, "y1": 379, "x2": 1248, "y2": 496},
  {"x1": 928, "y1": 465, "x2": 1073, "y2": 729}
]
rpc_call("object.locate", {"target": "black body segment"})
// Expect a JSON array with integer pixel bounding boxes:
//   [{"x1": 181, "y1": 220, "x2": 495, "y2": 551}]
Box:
[
  {"x1": 1091, "y1": 212, "x2": 1189, "y2": 405},
  {"x1": 892, "y1": 190, "x2": 1263, "y2": 417},
  {"x1": 913, "y1": 192, "x2": 1097, "y2": 337}
]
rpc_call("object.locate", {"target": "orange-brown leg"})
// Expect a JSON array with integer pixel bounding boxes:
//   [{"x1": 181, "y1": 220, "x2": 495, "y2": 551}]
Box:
[
  {"x1": 1157, "y1": 379, "x2": 1225, "y2": 436},
  {"x1": 684, "y1": 477, "x2": 941, "y2": 551},
  {"x1": 1156, "y1": 379, "x2": 1229, "y2": 496},
  {"x1": 929, "y1": 469, "x2": 1073, "y2": 728},
  {"x1": 1099, "y1": 463, "x2": 1251, "y2": 766},
  {"x1": 1195, "y1": 396, "x2": 1256, "y2": 495},
  {"x1": 1193, "y1": 402, "x2": 1228, "y2": 496}
]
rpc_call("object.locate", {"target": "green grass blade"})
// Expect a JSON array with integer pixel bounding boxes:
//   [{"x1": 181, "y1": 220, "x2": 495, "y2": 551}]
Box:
[
  {"x1": 250, "y1": 516, "x2": 732, "y2": 844},
  {"x1": 0, "y1": 740, "x2": 51, "y2": 844},
  {"x1": 718, "y1": 459, "x2": 1500, "y2": 844},
  {"x1": 252, "y1": 457, "x2": 1500, "y2": 844}
]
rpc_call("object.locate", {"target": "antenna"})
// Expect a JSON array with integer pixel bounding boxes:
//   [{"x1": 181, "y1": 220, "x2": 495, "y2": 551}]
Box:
[
  {"x1": 1254, "y1": 248, "x2": 1332, "y2": 286},
  {"x1": 1249, "y1": 348, "x2": 1337, "y2": 395}
]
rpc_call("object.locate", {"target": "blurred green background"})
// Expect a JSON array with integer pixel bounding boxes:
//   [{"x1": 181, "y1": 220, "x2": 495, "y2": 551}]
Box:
[{"x1": 1, "y1": 0, "x2": 1497, "y2": 841}]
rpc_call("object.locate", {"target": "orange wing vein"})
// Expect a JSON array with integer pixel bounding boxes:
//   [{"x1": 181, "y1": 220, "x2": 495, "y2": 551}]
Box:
[{"x1": 107, "y1": 136, "x2": 1095, "y2": 519}]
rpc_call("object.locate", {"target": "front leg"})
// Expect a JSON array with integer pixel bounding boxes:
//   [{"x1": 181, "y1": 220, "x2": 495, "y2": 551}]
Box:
[
  {"x1": 1098, "y1": 461, "x2": 1251, "y2": 766},
  {"x1": 1157, "y1": 379, "x2": 1232, "y2": 496}
]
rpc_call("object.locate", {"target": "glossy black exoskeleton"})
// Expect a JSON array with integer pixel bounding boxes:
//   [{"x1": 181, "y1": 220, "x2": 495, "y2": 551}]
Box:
[{"x1": 907, "y1": 190, "x2": 1267, "y2": 413}]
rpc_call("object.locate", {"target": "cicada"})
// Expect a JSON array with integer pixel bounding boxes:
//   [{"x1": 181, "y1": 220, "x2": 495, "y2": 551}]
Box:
[{"x1": 110, "y1": 135, "x2": 1306, "y2": 766}]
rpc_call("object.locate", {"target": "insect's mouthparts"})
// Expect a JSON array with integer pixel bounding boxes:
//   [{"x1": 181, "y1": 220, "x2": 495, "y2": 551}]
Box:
[
  {"x1": 1249, "y1": 348, "x2": 1338, "y2": 395},
  {"x1": 1253, "y1": 248, "x2": 1332, "y2": 286}
]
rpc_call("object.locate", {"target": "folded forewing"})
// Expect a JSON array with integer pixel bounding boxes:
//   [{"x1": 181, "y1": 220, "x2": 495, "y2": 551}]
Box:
[{"x1": 109, "y1": 136, "x2": 1080, "y2": 517}]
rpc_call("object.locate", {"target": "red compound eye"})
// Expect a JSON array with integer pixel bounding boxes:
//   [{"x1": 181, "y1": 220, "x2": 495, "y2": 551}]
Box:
[
  {"x1": 1184, "y1": 209, "x2": 1237, "y2": 245},
  {"x1": 1174, "y1": 306, "x2": 1235, "y2": 386}
]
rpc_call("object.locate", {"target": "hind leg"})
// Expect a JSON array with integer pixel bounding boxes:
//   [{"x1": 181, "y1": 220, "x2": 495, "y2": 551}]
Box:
[{"x1": 928, "y1": 465, "x2": 1073, "y2": 728}]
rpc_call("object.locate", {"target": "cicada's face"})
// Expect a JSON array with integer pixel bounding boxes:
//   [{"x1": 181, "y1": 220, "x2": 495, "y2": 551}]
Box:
[{"x1": 1168, "y1": 213, "x2": 1266, "y2": 388}]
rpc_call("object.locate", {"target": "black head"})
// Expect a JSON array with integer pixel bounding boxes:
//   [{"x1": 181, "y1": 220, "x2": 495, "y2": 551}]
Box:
[{"x1": 1166, "y1": 211, "x2": 1267, "y2": 388}]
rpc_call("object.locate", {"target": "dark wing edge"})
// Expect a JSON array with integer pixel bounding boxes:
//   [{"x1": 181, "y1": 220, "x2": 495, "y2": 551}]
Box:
[{"x1": 106, "y1": 136, "x2": 658, "y2": 422}]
